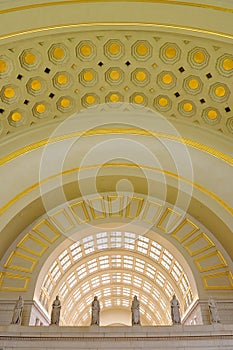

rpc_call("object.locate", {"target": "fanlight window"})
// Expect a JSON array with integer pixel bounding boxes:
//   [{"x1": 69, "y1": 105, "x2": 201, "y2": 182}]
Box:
[{"x1": 39, "y1": 232, "x2": 193, "y2": 325}]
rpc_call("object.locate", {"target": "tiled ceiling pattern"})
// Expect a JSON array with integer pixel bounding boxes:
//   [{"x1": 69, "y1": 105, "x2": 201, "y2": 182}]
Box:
[{"x1": 0, "y1": 30, "x2": 232, "y2": 138}]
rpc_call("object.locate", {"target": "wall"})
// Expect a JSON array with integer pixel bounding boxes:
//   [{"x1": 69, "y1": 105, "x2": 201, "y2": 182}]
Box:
[{"x1": 0, "y1": 324, "x2": 233, "y2": 350}]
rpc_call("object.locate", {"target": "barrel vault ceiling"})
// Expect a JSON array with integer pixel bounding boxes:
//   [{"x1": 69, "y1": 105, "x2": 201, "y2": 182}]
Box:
[{"x1": 0, "y1": 0, "x2": 232, "y2": 326}]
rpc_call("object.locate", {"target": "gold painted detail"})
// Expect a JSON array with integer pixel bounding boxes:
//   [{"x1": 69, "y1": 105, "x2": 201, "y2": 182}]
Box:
[
  {"x1": 31, "y1": 79, "x2": 41, "y2": 91},
  {"x1": 109, "y1": 43, "x2": 120, "y2": 55},
  {"x1": 86, "y1": 95, "x2": 95, "y2": 104},
  {"x1": 222, "y1": 58, "x2": 233, "y2": 71},
  {"x1": 194, "y1": 51, "x2": 205, "y2": 63},
  {"x1": 215, "y1": 86, "x2": 226, "y2": 97},
  {"x1": 77, "y1": 40, "x2": 96, "y2": 61},
  {"x1": 36, "y1": 103, "x2": 46, "y2": 114},
  {"x1": 0, "y1": 60, "x2": 7, "y2": 72},
  {"x1": 110, "y1": 94, "x2": 119, "y2": 102},
  {"x1": 24, "y1": 52, "x2": 36, "y2": 65},
  {"x1": 207, "y1": 109, "x2": 218, "y2": 120},
  {"x1": 183, "y1": 75, "x2": 203, "y2": 95},
  {"x1": 202, "y1": 108, "x2": 221, "y2": 125},
  {"x1": 0, "y1": 28, "x2": 232, "y2": 136},
  {"x1": 188, "y1": 47, "x2": 209, "y2": 69},
  {"x1": 0, "y1": 128, "x2": 233, "y2": 167},
  {"x1": 60, "y1": 98, "x2": 70, "y2": 108},
  {"x1": 19, "y1": 49, "x2": 41, "y2": 70},
  {"x1": 0, "y1": 272, "x2": 29, "y2": 292},
  {"x1": 134, "y1": 94, "x2": 144, "y2": 104},
  {"x1": 33, "y1": 218, "x2": 61, "y2": 243},
  {"x1": 165, "y1": 46, "x2": 176, "y2": 58},
  {"x1": 126, "y1": 196, "x2": 144, "y2": 219},
  {"x1": 137, "y1": 44, "x2": 148, "y2": 55},
  {"x1": 184, "y1": 232, "x2": 215, "y2": 256},
  {"x1": 11, "y1": 112, "x2": 22, "y2": 122},
  {"x1": 209, "y1": 83, "x2": 230, "y2": 102},
  {"x1": 179, "y1": 100, "x2": 196, "y2": 117},
  {"x1": 183, "y1": 102, "x2": 193, "y2": 112},
  {"x1": 142, "y1": 200, "x2": 162, "y2": 224},
  {"x1": 57, "y1": 74, "x2": 68, "y2": 85},
  {"x1": 17, "y1": 233, "x2": 48, "y2": 257},
  {"x1": 53, "y1": 47, "x2": 65, "y2": 60},
  {"x1": 109, "y1": 70, "x2": 120, "y2": 80},
  {"x1": 104, "y1": 40, "x2": 124, "y2": 59},
  {"x1": 162, "y1": 73, "x2": 172, "y2": 84},
  {"x1": 158, "y1": 71, "x2": 176, "y2": 89},
  {"x1": 49, "y1": 209, "x2": 74, "y2": 233},
  {"x1": 136, "y1": 71, "x2": 146, "y2": 81},
  {"x1": 1, "y1": 84, "x2": 19, "y2": 106},
  {"x1": 80, "y1": 44, "x2": 92, "y2": 56},
  {"x1": 171, "y1": 218, "x2": 199, "y2": 243},
  {"x1": 83, "y1": 71, "x2": 93, "y2": 81},
  {"x1": 108, "y1": 195, "x2": 124, "y2": 217},
  {"x1": 188, "y1": 79, "x2": 199, "y2": 89},
  {"x1": 79, "y1": 68, "x2": 97, "y2": 87},
  {"x1": 159, "y1": 97, "x2": 168, "y2": 107},
  {"x1": 194, "y1": 250, "x2": 228, "y2": 272},
  {"x1": 4, "y1": 87, "x2": 15, "y2": 98},
  {"x1": 4, "y1": 251, "x2": 37, "y2": 273},
  {"x1": 1, "y1": 159, "x2": 232, "y2": 225},
  {"x1": 132, "y1": 40, "x2": 152, "y2": 60},
  {"x1": 57, "y1": 96, "x2": 73, "y2": 111},
  {"x1": 89, "y1": 196, "x2": 106, "y2": 220},
  {"x1": 157, "y1": 207, "x2": 182, "y2": 233},
  {"x1": 108, "y1": 93, "x2": 120, "y2": 102},
  {"x1": 69, "y1": 201, "x2": 90, "y2": 224},
  {"x1": 202, "y1": 271, "x2": 233, "y2": 290},
  {"x1": 0, "y1": 1, "x2": 233, "y2": 17},
  {"x1": 160, "y1": 43, "x2": 181, "y2": 64},
  {"x1": 1, "y1": 193, "x2": 232, "y2": 293},
  {"x1": 154, "y1": 95, "x2": 171, "y2": 112},
  {"x1": 49, "y1": 44, "x2": 68, "y2": 64}
]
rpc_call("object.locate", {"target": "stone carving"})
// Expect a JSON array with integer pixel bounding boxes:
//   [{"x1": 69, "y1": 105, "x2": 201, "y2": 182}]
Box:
[
  {"x1": 171, "y1": 295, "x2": 181, "y2": 324},
  {"x1": 11, "y1": 296, "x2": 24, "y2": 325},
  {"x1": 51, "y1": 295, "x2": 61, "y2": 325},
  {"x1": 91, "y1": 296, "x2": 100, "y2": 325},
  {"x1": 131, "y1": 295, "x2": 141, "y2": 325},
  {"x1": 208, "y1": 297, "x2": 220, "y2": 324}
]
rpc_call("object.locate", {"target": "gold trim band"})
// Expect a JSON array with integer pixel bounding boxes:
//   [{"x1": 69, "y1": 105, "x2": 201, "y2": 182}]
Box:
[
  {"x1": 0, "y1": 163, "x2": 232, "y2": 216},
  {"x1": 1, "y1": 128, "x2": 232, "y2": 166},
  {"x1": 0, "y1": 0, "x2": 232, "y2": 15},
  {"x1": 0, "y1": 22, "x2": 233, "y2": 41}
]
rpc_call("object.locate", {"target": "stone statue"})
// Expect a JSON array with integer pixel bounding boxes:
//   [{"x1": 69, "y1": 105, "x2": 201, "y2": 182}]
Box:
[
  {"x1": 208, "y1": 297, "x2": 220, "y2": 324},
  {"x1": 51, "y1": 295, "x2": 61, "y2": 325},
  {"x1": 171, "y1": 295, "x2": 181, "y2": 324},
  {"x1": 131, "y1": 295, "x2": 141, "y2": 325},
  {"x1": 11, "y1": 296, "x2": 24, "y2": 325},
  {"x1": 91, "y1": 296, "x2": 100, "y2": 325}
]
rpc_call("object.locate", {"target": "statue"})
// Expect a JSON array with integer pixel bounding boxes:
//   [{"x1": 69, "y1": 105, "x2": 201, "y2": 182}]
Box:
[
  {"x1": 11, "y1": 296, "x2": 24, "y2": 325},
  {"x1": 208, "y1": 297, "x2": 220, "y2": 324},
  {"x1": 131, "y1": 295, "x2": 141, "y2": 325},
  {"x1": 51, "y1": 295, "x2": 61, "y2": 325},
  {"x1": 91, "y1": 296, "x2": 100, "y2": 325},
  {"x1": 171, "y1": 295, "x2": 181, "y2": 324}
]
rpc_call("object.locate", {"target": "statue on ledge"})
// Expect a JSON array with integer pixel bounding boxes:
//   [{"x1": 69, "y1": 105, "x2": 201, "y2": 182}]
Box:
[
  {"x1": 171, "y1": 295, "x2": 181, "y2": 325},
  {"x1": 131, "y1": 295, "x2": 141, "y2": 325},
  {"x1": 208, "y1": 297, "x2": 220, "y2": 324},
  {"x1": 51, "y1": 295, "x2": 61, "y2": 325},
  {"x1": 11, "y1": 296, "x2": 24, "y2": 325},
  {"x1": 91, "y1": 296, "x2": 100, "y2": 325}
]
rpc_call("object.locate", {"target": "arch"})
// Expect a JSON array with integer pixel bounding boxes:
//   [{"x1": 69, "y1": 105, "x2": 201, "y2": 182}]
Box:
[
  {"x1": 0, "y1": 0, "x2": 232, "y2": 332},
  {"x1": 38, "y1": 232, "x2": 193, "y2": 325}
]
